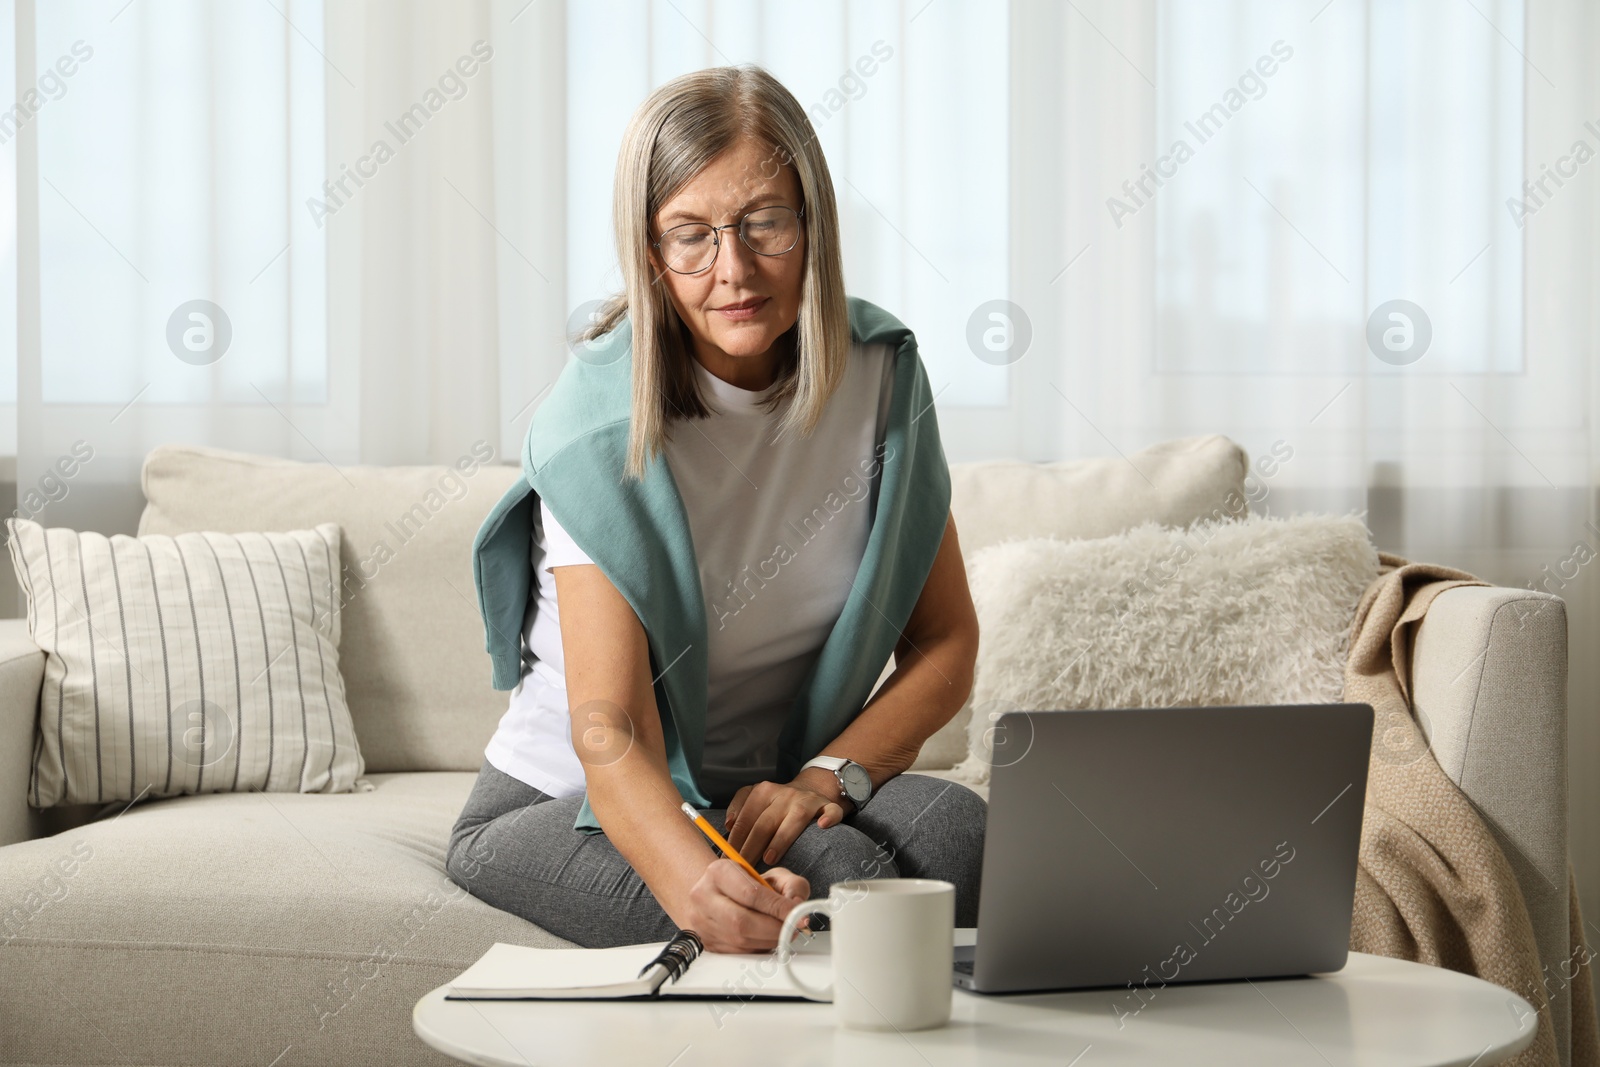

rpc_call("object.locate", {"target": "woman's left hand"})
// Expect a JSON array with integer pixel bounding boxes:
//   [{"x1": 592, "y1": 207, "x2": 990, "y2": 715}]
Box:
[{"x1": 725, "y1": 776, "x2": 849, "y2": 867}]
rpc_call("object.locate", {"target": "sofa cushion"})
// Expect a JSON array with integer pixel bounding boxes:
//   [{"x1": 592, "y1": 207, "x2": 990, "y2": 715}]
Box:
[
  {"x1": 6, "y1": 517, "x2": 364, "y2": 807},
  {"x1": 137, "y1": 443, "x2": 523, "y2": 774},
  {"x1": 952, "y1": 513, "x2": 1380, "y2": 784},
  {"x1": 908, "y1": 434, "x2": 1253, "y2": 770},
  {"x1": 0, "y1": 772, "x2": 567, "y2": 1066},
  {"x1": 947, "y1": 433, "x2": 1250, "y2": 556}
]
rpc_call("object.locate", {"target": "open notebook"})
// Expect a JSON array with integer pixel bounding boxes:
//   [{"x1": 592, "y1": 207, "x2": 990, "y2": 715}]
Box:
[{"x1": 445, "y1": 930, "x2": 833, "y2": 1000}]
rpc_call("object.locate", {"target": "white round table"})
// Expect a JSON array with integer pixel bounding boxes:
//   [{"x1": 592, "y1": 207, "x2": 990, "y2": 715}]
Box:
[{"x1": 414, "y1": 935, "x2": 1537, "y2": 1067}]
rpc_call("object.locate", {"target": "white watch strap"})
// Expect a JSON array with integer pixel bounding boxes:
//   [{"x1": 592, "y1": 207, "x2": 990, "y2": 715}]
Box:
[{"x1": 802, "y1": 755, "x2": 848, "y2": 772}]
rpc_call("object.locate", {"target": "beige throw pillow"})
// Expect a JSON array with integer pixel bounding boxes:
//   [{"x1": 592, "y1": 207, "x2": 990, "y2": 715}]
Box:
[
  {"x1": 137, "y1": 443, "x2": 521, "y2": 774},
  {"x1": 5, "y1": 518, "x2": 363, "y2": 806},
  {"x1": 951, "y1": 513, "x2": 1380, "y2": 784},
  {"x1": 907, "y1": 434, "x2": 1252, "y2": 770}
]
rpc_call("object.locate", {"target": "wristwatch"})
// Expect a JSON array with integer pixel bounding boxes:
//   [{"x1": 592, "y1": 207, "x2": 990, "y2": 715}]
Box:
[{"x1": 801, "y1": 755, "x2": 873, "y2": 811}]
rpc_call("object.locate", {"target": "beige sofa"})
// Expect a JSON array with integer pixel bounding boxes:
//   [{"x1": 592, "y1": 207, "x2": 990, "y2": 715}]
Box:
[{"x1": 0, "y1": 436, "x2": 1572, "y2": 1066}]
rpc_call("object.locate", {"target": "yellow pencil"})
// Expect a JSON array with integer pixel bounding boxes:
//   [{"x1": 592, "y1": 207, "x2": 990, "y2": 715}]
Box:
[{"x1": 680, "y1": 801, "x2": 772, "y2": 890}]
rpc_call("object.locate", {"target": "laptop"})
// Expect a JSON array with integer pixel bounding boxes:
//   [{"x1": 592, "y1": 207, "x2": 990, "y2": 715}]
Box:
[{"x1": 954, "y1": 703, "x2": 1374, "y2": 995}]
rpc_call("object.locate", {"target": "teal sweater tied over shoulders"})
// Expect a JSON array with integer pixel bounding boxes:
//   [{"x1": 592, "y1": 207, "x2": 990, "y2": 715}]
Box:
[{"x1": 470, "y1": 295, "x2": 952, "y2": 834}]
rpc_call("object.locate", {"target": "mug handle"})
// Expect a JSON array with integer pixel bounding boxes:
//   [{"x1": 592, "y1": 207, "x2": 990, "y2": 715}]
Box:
[{"x1": 776, "y1": 899, "x2": 836, "y2": 1001}]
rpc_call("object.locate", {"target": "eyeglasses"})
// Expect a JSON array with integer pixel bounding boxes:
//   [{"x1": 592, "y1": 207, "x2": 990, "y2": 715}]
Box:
[{"x1": 653, "y1": 204, "x2": 805, "y2": 275}]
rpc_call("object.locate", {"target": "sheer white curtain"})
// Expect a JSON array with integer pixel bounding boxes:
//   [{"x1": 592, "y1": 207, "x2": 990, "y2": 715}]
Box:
[
  {"x1": 10, "y1": 0, "x2": 1600, "y2": 972},
  {"x1": 11, "y1": 0, "x2": 560, "y2": 539},
  {"x1": 16, "y1": 0, "x2": 331, "y2": 536},
  {"x1": 11, "y1": 0, "x2": 1009, "y2": 533},
  {"x1": 338, "y1": 1, "x2": 1011, "y2": 483}
]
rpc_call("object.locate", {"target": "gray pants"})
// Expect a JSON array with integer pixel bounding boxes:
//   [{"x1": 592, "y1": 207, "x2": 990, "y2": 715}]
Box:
[{"x1": 445, "y1": 758, "x2": 987, "y2": 948}]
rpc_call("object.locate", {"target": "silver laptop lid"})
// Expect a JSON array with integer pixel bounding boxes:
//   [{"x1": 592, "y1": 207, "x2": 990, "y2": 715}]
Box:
[{"x1": 970, "y1": 703, "x2": 1373, "y2": 994}]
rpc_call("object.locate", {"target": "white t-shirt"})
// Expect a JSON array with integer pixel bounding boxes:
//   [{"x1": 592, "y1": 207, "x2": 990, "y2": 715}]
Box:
[{"x1": 484, "y1": 342, "x2": 897, "y2": 805}]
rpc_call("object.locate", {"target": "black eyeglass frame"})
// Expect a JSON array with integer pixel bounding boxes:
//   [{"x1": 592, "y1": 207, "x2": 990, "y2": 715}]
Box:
[{"x1": 652, "y1": 203, "x2": 806, "y2": 275}]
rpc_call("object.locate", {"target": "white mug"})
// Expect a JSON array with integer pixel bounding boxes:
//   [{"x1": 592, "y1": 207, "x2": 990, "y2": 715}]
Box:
[{"x1": 776, "y1": 877, "x2": 955, "y2": 1031}]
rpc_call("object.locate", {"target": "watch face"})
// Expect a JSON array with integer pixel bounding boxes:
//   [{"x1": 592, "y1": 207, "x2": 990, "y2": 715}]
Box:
[{"x1": 840, "y1": 762, "x2": 872, "y2": 803}]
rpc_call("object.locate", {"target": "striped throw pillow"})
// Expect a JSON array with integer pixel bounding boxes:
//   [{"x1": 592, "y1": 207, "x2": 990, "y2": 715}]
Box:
[{"x1": 5, "y1": 518, "x2": 363, "y2": 807}]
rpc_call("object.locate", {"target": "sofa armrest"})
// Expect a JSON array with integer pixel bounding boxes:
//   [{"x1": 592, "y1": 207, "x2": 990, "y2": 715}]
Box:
[
  {"x1": 1410, "y1": 584, "x2": 1570, "y2": 1048},
  {"x1": 0, "y1": 617, "x2": 43, "y2": 848}
]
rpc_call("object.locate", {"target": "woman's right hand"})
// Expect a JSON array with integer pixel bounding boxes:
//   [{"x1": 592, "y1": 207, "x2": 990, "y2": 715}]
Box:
[
  {"x1": 672, "y1": 859, "x2": 812, "y2": 955},
  {"x1": 547, "y1": 563, "x2": 817, "y2": 955}
]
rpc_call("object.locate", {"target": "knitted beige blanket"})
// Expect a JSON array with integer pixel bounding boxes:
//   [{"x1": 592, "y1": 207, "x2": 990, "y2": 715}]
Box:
[{"x1": 1346, "y1": 553, "x2": 1599, "y2": 1067}]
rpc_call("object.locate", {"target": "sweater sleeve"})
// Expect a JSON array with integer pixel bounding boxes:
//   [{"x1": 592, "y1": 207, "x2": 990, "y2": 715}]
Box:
[{"x1": 538, "y1": 498, "x2": 596, "y2": 572}]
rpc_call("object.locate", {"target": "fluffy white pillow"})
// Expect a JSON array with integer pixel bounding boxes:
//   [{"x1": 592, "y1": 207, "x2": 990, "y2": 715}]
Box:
[{"x1": 951, "y1": 513, "x2": 1380, "y2": 784}]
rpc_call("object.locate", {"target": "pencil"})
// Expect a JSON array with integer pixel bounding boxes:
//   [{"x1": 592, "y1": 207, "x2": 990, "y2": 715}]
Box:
[{"x1": 680, "y1": 801, "x2": 772, "y2": 890}]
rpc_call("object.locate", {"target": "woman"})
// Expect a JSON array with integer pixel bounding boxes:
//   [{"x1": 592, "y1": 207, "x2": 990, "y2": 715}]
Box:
[{"x1": 447, "y1": 64, "x2": 985, "y2": 954}]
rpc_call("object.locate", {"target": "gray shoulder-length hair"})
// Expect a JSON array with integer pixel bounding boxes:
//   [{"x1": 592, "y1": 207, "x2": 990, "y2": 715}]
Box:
[{"x1": 576, "y1": 64, "x2": 851, "y2": 482}]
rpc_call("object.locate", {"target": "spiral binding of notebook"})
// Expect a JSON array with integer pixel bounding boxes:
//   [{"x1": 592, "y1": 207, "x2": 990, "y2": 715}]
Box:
[{"x1": 637, "y1": 930, "x2": 704, "y2": 987}]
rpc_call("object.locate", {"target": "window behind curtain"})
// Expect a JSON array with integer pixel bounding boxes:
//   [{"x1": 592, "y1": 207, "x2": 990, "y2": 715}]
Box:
[
  {"x1": 33, "y1": 0, "x2": 326, "y2": 409},
  {"x1": 1154, "y1": 0, "x2": 1523, "y2": 378},
  {"x1": 0, "y1": 0, "x2": 15, "y2": 453}
]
